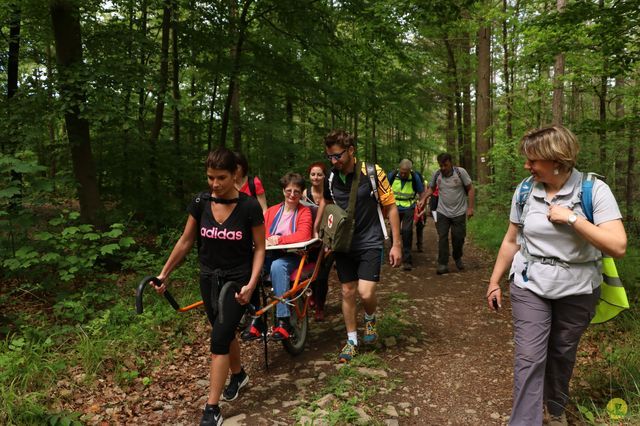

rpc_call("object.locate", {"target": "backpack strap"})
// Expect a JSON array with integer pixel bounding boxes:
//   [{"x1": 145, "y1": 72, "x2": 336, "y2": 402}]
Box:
[
  {"x1": 580, "y1": 172, "x2": 597, "y2": 224},
  {"x1": 328, "y1": 171, "x2": 336, "y2": 203},
  {"x1": 515, "y1": 176, "x2": 534, "y2": 228},
  {"x1": 194, "y1": 191, "x2": 211, "y2": 251},
  {"x1": 328, "y1": 165, "x2": 361, "y2": 215},
  {"x1": 268, "y1": 203, "x2": 298, "y2": 235},
  {"x1": 366, "y1": 162, "x2": 389, "y2": 240},
  {"x1": 430, "y1": 170, "x2": 441, "y2": 189},
  {"x1": 454, "y1": 167, "x2": 469, "y2": 194},
  {"x1": 388, "y1": 169, "x2": 397, "y2": 184}
]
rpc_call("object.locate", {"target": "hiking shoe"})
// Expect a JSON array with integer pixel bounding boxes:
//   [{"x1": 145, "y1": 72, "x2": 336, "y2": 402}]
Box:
[
  {"x1": 221, "y1": 368, "x2": 249, "y2": 402},
  {"x1": 240, "y1": 318, "x2": 265, "y2": 342},
  {"x1": 363, "y1": 316, "x2": 378, "y2": 345},
  {"x1": 338, "y1": 340, "x2": 357, "y2": 363},
  {"x1": 271, "y1": 319, "x2": 293, "y2": 341},
  {"x1": 314, "y1": 308, "x2": 325, "y2": 322},
  {"x1": 403, "y1": 262, "x2": 413, "y2": 271},
  {"x1": 548, "y1": 413, "x2": 567, "y2": 426},
  {"x1": 436, "y1": 264, "x2": 449, "y2": 275},
  {"x1": 417, "y1": 245, "x2": 423, "y2": 253},
  {"x1": 455, "y1": 258, "x2": 465, "y2": 271},
  {"x1": 200, "y1": 404, "x2": 223, "y2": 426}
]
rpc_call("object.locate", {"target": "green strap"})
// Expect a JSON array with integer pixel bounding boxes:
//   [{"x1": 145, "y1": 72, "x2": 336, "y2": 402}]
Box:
[{"x1": 346, "y1": 162, "x2": 362, "y2": 220}]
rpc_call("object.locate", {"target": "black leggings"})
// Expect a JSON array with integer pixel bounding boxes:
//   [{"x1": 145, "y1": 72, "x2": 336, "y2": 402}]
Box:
[{"x1": 199, "y1": 269, "x2": 250, "y2": 355}]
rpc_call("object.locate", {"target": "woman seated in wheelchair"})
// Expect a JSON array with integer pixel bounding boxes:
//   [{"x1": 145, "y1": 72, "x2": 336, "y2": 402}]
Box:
[{"x1": 243, "y1": 172, "x2": 313, "y2": 341}]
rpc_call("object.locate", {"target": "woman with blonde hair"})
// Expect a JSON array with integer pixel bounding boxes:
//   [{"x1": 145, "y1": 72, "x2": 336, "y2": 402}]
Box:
[{"x1": 486, "y1": 125, "x2": 626, "y2": 426}]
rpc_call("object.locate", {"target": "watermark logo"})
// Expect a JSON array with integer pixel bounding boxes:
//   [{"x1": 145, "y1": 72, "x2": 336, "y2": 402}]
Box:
[{"x1": 606, "y1": 398, "x2": 628, "y2": 420}]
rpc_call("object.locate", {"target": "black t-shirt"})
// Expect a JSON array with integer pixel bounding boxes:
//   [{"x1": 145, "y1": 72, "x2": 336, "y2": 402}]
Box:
[
  {"x1": 187, "y1": 193, "x2": 264, "y2": 271},
  {"x1": 323, "y1": 165, "x2": 384, "y2": 250}
]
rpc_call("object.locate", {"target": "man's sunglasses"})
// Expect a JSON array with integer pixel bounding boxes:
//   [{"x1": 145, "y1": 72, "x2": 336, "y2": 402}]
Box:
[{"x1": 326, "y1": 149, "x2": 347, "y2": 161}]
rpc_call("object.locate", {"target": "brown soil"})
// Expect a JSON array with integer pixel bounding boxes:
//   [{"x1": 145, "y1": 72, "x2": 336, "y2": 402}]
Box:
[{"x1": 61, "y1": 222, "x2": 518, "y2": 425}]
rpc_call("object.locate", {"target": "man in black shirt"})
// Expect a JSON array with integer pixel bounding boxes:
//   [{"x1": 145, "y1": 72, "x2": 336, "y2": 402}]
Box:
[{"x1": 315, "y1": 130, "x2": 402, "y2": 363}]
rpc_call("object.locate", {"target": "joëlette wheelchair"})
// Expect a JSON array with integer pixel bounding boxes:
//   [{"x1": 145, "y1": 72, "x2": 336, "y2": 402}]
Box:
[{"x1": 136, "y1": 238, "x2": 326, "y2": 368}]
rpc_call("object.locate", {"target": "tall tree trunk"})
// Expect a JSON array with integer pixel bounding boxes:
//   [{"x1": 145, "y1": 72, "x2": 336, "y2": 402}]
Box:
[
  {"x1": 353, "y1": 111, "x2": 359, "y2": 143},
  {"x1": 7, "y1": 3, "x2": 20, "y2": 102},
  {"x1": 444, "y1": 36, "x2": 462, "y2": 160},
  {"x1": 446, "y1": 96, "x2": 455, "y2": 152},
  {"x1": 597, "y1": 0, "x2": 607, "y2": 166},
  {"x1": 502, "y1": 0, "x2": 513, "y2": 140},
  {"x1": 568, "y1": 79, "x2": 578, "y2": 125},
  {"x1": 231, "y1": 81, "x2": 241, "y2": 150},
  {"x1": 625, "y1": 85, "x2": 637, "y2": 223},
  {"x1": 207, "y1": 74, "x2": 220, "y2": 152},
  {"x1": 50, "y1": 0, "x2": 103, "y2": 225},
  {"x1": 614, "y1": 77, "x2": 625, "y2": 196},
  {"x1": 551, "y1": 0, "x2": 566, "y2": 125},
  {"x1": 598, "y1": 74, "x2": 607, "y2": 166},
  {"x1": 137, "y1": 0, "x2": 148, "y2": 132},
  {"x1": 462, "y1": 33, "x2": 473, "y2": 174},
  {"x1": 171, "y1": 0, "x2": 183, "y2": 200},
  {"x1": 476, "y1": 25, "x2": 491, "y2": 185},
  {"x1": 285, "y1": 95, "x2": 294, "y2": 166},
  {"x1": 220, "y1": 0, "x2": 253, "y2": 147},
  {"x1": 46, "y1": 44, "x2": 57, "y2": 181},
  {"x1": 371, "y1": 118, "x2": 377, "y2": 164},
  {"x1": 7, "y1": 3, "x2": 22, "y2": 207},
  {"x1": 149, "y1": 1, "x2": 172, "y2": 161}
]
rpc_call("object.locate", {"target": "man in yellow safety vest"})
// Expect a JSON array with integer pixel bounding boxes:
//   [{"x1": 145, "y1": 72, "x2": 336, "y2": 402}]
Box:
[{"x1": 388, "y1": 159, "x2": 426, "y2": 271}]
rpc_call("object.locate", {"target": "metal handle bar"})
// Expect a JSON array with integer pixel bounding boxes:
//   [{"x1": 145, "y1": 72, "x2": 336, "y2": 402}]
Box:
[{"x1": 135, "y1": 275, "x2": 180, "y2": 314}]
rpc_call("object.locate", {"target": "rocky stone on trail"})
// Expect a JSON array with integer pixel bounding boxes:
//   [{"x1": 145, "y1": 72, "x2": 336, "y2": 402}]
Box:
[
  {"x1": 356, "y1": 367, "x2": 388, "y2": 378},
  {"x1": 282, "y1": 400, "x2": 299, "y2": 408},
  {"x1": 316, "y1": 393, "x2": 336, "y2": 408},
  {"x1": 354, "y1": 407, "x2": 372, "y2": 423},
  {"x1": 384, "y1": 336, "x2": 397, "y2": 347},
  {"x1": 225, "y1": 413, "x2": 247, "y2": 425},
  {"x1": 383, "y1": 405, "x2": 399, "y2": 417},
  {"x1": 384, "y1": 419, "x2": 400, "y2": 426},
  {"x1": 294, "y1": 377, "x2": 315, "y2": 389}
]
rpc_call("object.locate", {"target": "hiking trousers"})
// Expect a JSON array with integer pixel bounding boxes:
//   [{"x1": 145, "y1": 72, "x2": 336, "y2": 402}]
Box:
[
  {"x1": 509, "y1": 282, "x2": 599, "y2": 426},
  {"x1": 398, "y1": 208, "x2": 415, "y2": 265},
  {"x1": 435, "y1": 212, "x2": 466, "y2": 266}
]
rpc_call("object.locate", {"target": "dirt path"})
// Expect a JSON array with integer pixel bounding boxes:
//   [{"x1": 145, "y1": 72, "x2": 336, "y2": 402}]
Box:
[{"x1": 68, "y1": 222, "x2": 516, "y2": 425}]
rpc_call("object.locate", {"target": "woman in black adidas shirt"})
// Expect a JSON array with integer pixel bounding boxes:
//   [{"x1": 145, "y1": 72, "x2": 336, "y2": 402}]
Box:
[{"x1": 155, "y1": 147, "x2": 265, "y2": 426}]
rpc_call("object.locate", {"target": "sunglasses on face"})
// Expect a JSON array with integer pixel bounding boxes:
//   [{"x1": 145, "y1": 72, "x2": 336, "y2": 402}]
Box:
[
  {"x1": 326, "y1": 149, "x2": 347, "y2": 161},
  {"x1": 284, "y1": 189, "x2": 302, "y2": 196}
]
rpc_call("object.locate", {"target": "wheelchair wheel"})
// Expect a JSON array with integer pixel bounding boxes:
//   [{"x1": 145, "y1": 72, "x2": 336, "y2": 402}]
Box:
[{"x1": 282, "y1": 295, "x2": 308, "y2": 356}]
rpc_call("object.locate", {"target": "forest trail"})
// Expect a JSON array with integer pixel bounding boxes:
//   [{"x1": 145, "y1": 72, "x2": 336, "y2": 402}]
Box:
[{"x1": 62, "y1": 222, "x2": 517, "y2": 425}]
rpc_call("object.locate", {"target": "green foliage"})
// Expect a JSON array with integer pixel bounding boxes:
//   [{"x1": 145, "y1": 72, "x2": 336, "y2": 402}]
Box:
[
  {"x1": 2, "y1": 211, "x2": 136, "y2": 283},
  {"x1": 467, "y1": 205, "x2": 510, "y2": 254},
  {"x1": 47, "y1": 411, "x2": 84, "y2": 426},
  {"x1": 377, "y1": 292, "x2": 410, "y2": 339}
]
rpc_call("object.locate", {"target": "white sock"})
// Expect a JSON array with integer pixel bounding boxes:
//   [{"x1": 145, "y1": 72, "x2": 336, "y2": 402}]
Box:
[
  {"x1": 347, "y1": 331, "x2": 358, "y2": 346},
  {"x1": 364, "y1": 312, "x2": 376, "y2": 321}
]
